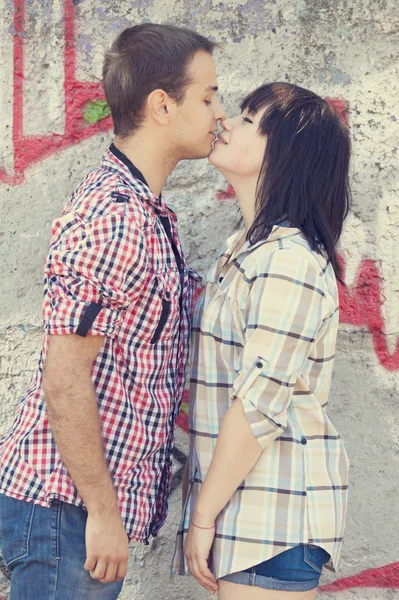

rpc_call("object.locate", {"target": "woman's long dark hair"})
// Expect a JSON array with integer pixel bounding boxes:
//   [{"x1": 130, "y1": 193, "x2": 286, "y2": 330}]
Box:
[{"x1": 241, "y1": 82, "x2": 351, "y2": 282}]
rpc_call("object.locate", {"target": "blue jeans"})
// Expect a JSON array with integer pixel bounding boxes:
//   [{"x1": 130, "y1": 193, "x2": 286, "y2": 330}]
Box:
[
  {"x1": 0, "y1": 493, "x2": 124, "y2": 600},
  {"x1": 221, "y1": 544, "x2": 330, "y2": 591}
]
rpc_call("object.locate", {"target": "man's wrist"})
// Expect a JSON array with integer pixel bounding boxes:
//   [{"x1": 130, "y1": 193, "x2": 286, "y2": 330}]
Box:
[{"x1": 84, "y1": 479, "x2": 119, "y2": 517}]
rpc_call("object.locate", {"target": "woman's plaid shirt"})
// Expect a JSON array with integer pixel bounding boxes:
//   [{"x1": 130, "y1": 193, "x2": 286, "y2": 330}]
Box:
[
  {"x1": 172, "y1": 226, "x2": 350, "y2": 579},
  {"x1": 0, "y1": 147, "x2": 200, "y2": 543}
]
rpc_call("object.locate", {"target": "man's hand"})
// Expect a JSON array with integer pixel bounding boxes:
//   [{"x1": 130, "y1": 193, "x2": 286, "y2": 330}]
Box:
[{"x1": 84, "y1": 508, "x2": 129, "y2": 584}]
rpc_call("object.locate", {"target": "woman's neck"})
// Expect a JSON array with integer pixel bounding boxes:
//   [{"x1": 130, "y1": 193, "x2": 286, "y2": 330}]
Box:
[{"x1": 227, "y1": 176, "x2": 258, "y2": 233}]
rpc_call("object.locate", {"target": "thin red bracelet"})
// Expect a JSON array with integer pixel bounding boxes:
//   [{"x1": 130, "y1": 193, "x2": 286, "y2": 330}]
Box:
[{"x1": 191, "y1": 520, "x2": 216, "y2": 530}]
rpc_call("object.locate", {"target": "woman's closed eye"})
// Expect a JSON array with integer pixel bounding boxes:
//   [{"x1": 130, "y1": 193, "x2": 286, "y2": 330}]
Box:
[{"x1": 242, "y1": 116, "x2": 253, "y2": 123}]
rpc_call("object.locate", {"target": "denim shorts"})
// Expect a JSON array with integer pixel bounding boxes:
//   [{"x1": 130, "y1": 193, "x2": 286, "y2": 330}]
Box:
[{"x1": 220, "y1": 544, "x2": 330, "y2": 591}]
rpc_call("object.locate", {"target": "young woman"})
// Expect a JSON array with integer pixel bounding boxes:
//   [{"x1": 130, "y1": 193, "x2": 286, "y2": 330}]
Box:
[{"x1": 172, "y1": 82, "x2": 351, "y2": 599}]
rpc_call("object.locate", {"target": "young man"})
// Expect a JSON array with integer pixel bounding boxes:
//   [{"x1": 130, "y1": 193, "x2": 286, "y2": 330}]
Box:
[{"x1": 0, "y1": 23, "x2": 225, "y2": 599}]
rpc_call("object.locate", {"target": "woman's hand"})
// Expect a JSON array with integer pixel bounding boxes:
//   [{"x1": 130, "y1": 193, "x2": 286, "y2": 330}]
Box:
[{"x1": 183, "y1": 522, "x2": 219, "y2": 595}]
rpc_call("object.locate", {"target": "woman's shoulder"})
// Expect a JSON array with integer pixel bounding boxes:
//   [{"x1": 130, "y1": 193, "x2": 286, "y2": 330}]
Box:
[{"x1": 244, "y1": 232, "x2": 336, "y2": 295}]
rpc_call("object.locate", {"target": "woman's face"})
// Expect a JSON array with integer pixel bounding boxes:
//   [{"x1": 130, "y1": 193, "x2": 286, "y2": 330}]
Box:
[{"x1": 209, "y1": 109, "x2": 267, "y2": 177}]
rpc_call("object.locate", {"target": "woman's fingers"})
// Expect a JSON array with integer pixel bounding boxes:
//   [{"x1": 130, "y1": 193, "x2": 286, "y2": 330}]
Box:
[
  {"x1": 188, "y1": 558, "x2": 218, "y2": 594},
  {"x1": 198, "y1": 557, "x2": 218, "y2": 584}
]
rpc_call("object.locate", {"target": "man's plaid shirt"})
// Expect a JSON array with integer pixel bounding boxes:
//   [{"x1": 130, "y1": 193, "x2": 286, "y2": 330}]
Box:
[
  {"x1": 172, "y1": 226, "x2": 349, "y2": 579},
  {"x1": 0, "y1": 146, "x2": 200, "y2": 543}
]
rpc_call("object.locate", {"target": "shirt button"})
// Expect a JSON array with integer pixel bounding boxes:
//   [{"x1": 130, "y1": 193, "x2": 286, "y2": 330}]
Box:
[
  {"x1": 256, "y1": 361, "x2": 263, "y2": 369},
  {"x1": 301, "y1": 437, "x2": 307, "y2": 445},
  {"x1": 165, "y1": 291, "x2": 171, "y2": 300},
  {"x1": 218, "y1": 276, "x2": 224, "y2": 283}
]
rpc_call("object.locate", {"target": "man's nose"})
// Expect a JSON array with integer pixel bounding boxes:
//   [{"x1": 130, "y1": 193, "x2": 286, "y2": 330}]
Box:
[{"x1": 214, "y1": 98, "x2": 226, "y2": 121}]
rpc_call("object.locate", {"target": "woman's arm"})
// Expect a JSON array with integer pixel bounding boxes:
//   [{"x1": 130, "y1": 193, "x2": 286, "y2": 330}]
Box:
[
  {"x1": 192, "y1": 398, "x2": 262, "y2": 526},
  {"x1": 183, "y1": 399, "x2": 261, "y2": 595}
]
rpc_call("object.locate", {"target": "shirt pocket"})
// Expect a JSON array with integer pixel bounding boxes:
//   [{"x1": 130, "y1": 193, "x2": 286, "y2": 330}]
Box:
[{"x1": 150, "y1": 268, "x2": 181, "y2": 344}]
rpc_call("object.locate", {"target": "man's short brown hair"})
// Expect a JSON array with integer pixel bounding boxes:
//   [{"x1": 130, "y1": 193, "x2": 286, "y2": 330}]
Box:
[{"x1": 102, "y1": 23, "x2": 217, "y2": 137}]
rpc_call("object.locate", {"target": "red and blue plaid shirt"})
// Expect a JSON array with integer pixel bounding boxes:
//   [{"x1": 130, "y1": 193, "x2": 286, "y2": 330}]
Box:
[{"x1": 0, "y1": 146, "x2": 200, "y2": 542}]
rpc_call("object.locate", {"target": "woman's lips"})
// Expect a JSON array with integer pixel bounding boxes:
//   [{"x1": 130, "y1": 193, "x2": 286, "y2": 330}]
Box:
[{"x1": 214, "y1": 134, "x2": 227, "y2": 144}]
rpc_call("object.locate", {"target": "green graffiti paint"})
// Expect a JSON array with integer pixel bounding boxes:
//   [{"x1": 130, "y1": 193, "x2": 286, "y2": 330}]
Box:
[{"x1": 83, "y1": 99, "x2": 111, "y2": 124}]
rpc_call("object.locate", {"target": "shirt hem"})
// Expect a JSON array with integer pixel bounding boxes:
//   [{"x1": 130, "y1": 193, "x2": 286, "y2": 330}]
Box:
[{"x1": 0, "y1": 488, "x2": 151, "y2": 545}]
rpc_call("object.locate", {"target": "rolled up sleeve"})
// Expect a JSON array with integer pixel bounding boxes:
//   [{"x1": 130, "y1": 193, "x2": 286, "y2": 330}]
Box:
[
  {"x1": 232, "y1": 249, "x2": 326, "y2": 448},
  {"x1": 43, "y1": 210, "x2": 147, "y2": 338}
]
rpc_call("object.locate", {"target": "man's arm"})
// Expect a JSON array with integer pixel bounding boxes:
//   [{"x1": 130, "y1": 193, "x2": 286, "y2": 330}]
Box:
[{"x1": 43, "y1": 333, "x2": 129, "y2": 584}]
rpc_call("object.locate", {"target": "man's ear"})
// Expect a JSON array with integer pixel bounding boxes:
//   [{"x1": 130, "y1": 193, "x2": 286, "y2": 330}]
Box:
[{"x1": 146, "y1": 89, "x2": 177, "y2": 125}]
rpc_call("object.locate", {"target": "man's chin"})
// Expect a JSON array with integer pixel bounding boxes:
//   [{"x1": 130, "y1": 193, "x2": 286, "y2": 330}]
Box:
[
  {"x1": 200, "y1": 143, "x2": 215, "y2": 160},
  {"x1": 179, "y1": 141, "x2": 215, "y2": 161}
]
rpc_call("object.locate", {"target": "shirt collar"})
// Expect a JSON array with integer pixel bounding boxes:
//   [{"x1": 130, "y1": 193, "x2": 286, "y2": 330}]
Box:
[
  {"x1": 209, "y1": 225, "x2": 303, "y2": 284},
  {"x1": 229, "y1": 225, "x2": 303, "y2": 260},
  {"x1": 103, "y1": 145, "x2": 176, "y2": 218},
  {"x1": 109, "y1": 143, "x2": 148, "y2": 187}
]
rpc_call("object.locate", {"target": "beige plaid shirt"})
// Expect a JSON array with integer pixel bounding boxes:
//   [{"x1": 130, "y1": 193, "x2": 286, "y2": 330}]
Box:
[{"x1": 172, "y1": 225, "x2": 349, "y2": 580}]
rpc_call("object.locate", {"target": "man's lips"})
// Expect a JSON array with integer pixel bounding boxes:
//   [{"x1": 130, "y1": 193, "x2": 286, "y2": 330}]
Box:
[{"x1": 214, "y1": 133, "x2": 227, "y2": 144}]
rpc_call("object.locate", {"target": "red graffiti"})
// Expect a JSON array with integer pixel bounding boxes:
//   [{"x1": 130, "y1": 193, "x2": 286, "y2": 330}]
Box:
[
  {"x1": 1, "y1": 0, "x2": 112, "y2": 185},
  {"x1": 326, "y1": 97, "x2": 350, "y2": 125},
  {"x1": 216, "y1": 183, "x2": 237, "y2": 201},
  {"x1": 339, "y1": 259, "x2": 399, "y2": 371},
  {"x1": 176, "y1": 389, "x2": 190, "y2": 433},
  {"x1": 321, "y1": 561, "x2": 399, "y2": 591}
]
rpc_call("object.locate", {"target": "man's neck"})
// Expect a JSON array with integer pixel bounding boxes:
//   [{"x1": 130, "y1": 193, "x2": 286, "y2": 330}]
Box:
[{"x1": 113, "y1": 132, "x2": 178, "y2": 197}]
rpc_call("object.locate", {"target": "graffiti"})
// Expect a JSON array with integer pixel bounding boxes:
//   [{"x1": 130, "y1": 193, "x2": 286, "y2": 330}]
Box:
[
  {"x1": 1, "y1": 0, "x2": 112, "y2": 186},
  {"x1": 339, "y1": 259, "x2": 399, "y2": 371},
  {"x1": 216, "y1": 183, "x2": 237, "y2": 201},
  {"x1": 320, "y1": 561, "x2": 399, "y2": 591}
]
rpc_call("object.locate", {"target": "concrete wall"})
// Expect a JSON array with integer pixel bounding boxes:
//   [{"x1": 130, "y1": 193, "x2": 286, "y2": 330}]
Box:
[{"x1": 1, "y1": 0, "x2": 398, "y2": 598}]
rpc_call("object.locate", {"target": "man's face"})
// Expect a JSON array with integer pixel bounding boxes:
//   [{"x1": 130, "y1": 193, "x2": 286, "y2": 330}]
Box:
[{"x1": 170, "y1": 51, "x2": 225, "y2": 160}]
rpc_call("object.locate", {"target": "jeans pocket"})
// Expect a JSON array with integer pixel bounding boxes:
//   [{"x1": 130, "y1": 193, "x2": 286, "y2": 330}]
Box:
[
  {"x1": 0, "y1": 494, "x2": 35, "y2": 567},
  {"x1": 303, "y1": 544, "x2": 330, "y2": 575}
]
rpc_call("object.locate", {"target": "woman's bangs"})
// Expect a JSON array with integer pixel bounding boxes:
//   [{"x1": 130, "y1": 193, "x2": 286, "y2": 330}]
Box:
[{"x1": 240, "y1": 84, "x2": 277, "y2": 115}]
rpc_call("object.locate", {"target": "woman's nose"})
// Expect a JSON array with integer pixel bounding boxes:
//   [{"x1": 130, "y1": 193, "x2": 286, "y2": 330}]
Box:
[{"x1": 221, "y1": 119, "x2": 233, "y2": 131}]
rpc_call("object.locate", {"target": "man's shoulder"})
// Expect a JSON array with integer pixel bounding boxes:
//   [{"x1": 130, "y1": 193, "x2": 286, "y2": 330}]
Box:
[{"x1": 64, "y1": 165, "x2": 147, "y2": 225}]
